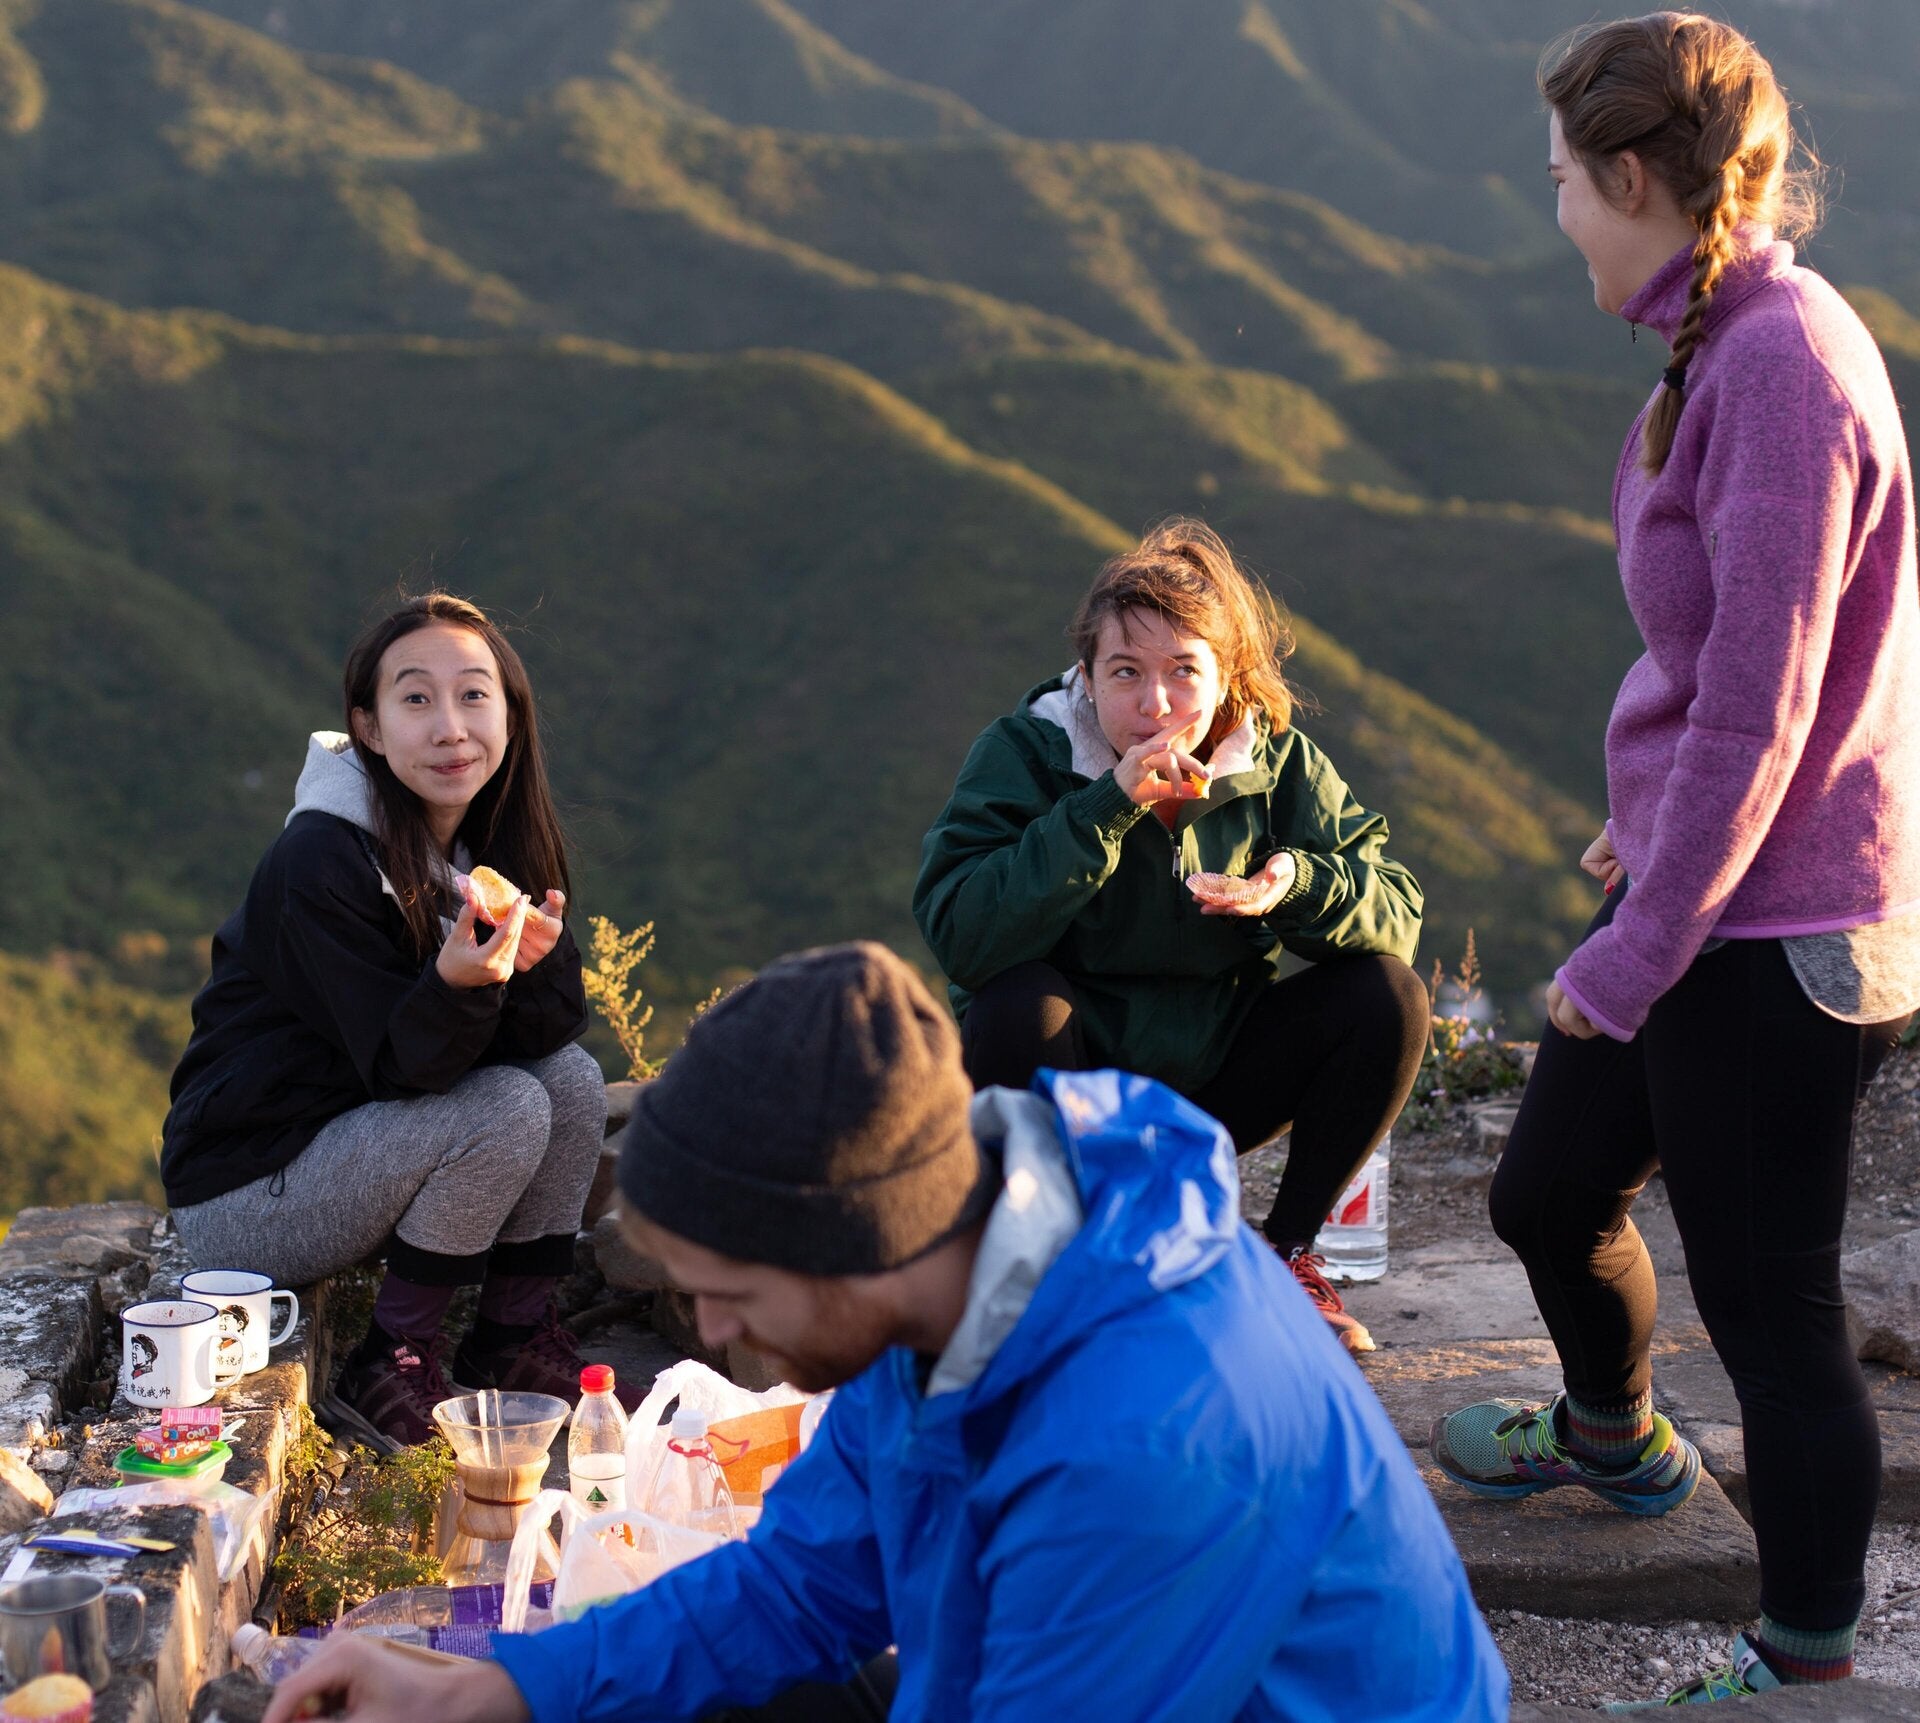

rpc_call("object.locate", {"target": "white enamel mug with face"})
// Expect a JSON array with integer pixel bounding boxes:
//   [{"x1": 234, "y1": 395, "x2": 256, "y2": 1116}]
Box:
[
  {"x1": 120, "y1": 1299, "x2": 239, "y2": 1408},
  {"x1": 181, "y1": 1270, "x2": 301, "y2": 1375}
]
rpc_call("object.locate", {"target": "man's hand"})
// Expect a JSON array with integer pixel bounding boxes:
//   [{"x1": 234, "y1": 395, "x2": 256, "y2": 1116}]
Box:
[
  {"x1": 261, "y1": 1637, "x2": 530, "y2": 1723},
  {"x1": 1193, "y1": 851, "x2": 1298, "y2": 917},
  {"x1": 1545, "y1": 979, "x2": 1600, "y2": 1040}
]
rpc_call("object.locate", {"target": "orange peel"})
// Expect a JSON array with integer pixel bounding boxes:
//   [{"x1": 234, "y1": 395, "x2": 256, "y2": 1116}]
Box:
[{"x1": 1185, "y1": 871, "x2": 1263, "y2": 906}]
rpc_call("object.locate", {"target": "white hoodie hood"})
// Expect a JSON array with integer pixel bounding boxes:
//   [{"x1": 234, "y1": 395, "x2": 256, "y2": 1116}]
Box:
[
  {"x1": 1026, "y1": 665, "x2": 1259, "y2": 780},
  {"x1": 287, "y1": 731, "x2": 378, "y2": 833},
  {"x1": 926, "y1": 1088, "x2": 1086, "y2": 1397},
  {"x1": 285, "y1": 731, "x2": 466, "y2": 914}
]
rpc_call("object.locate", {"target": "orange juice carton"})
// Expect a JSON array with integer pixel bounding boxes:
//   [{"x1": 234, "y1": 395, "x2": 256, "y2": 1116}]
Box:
[{"x1": 705, "y1": 1403, "x2": 805, "y2": 1507}]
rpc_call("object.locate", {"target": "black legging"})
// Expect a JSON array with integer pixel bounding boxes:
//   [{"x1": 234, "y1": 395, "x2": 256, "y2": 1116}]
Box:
[
  {"x1": 962, "y1": 955, "x2": 1430, "y2": 1250},
  {"x1": 1489, "y1": 888, "x2": 1909, "y2": 1631}
]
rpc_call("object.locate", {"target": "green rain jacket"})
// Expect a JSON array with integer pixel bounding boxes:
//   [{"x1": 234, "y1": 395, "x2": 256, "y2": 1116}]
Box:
[{"x1": 913, "y1": 673, "x2": 1423, "y2": 1094}]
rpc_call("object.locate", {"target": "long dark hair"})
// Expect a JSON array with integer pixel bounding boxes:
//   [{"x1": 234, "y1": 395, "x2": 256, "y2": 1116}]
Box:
[{"x1": 343, "y1": 592, "x2": 572, "y2": 958}]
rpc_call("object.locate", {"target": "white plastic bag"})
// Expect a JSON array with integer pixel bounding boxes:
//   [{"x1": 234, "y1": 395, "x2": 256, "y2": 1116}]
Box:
[
  {"x1": 623, "y1": 1361, "x2": 807, "y2": 1499},
  {"x1": 57, "y1": 1481, "x2": 277, "y2": 1583},
  {"x1": 502, "y1": 1490, "x2": 724, "y2": 1633}
]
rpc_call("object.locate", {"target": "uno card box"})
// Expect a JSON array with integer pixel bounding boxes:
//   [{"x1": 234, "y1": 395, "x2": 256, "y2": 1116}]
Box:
[
  {"x1": 705, "y1": 1403, "x2": 805, "y2": 1508},
  {"x1": 135, "y1": 1406, "x2": 222, "y2": 1464}
]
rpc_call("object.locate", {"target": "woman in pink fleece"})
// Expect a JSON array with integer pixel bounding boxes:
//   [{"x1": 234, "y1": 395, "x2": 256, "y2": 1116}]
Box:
[{"x1": 1430, "y1": 13, "x2": 1920, "y2": 1707}]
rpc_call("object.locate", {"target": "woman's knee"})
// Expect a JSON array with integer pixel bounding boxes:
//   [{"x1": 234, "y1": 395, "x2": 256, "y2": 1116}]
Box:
[
  {"x1": 962, "y1": 962, "x2": 1082, "y2": 1088},
  {"x1": 1318, "y1": 953, "x2": 1431, "y2": 1059},
  {"x1": 442, "y1": 1065, "x2": 555, "y2": 1175},
  {"x1": 529, "y1": 1042, "x2": 608, "y2": 1140}
]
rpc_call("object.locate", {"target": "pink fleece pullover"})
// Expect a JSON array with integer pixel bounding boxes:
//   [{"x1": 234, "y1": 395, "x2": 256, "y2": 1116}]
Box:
[{"x1": 1557, "y1": 233, "x2": 1920, "y2": 1041}]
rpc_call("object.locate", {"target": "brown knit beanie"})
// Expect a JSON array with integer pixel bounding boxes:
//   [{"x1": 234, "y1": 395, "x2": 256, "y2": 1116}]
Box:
[{"x1": 617, "y1": 942, "x2": 995, "y2": 1275}]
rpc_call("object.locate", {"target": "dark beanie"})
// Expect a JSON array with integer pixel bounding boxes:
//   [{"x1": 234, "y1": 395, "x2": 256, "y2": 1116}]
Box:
[{"x1": 617, "y1": 941, "x2": 996, "y2": 1275}]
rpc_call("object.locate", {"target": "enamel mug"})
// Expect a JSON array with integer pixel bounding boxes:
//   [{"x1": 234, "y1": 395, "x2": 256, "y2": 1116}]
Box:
[
  {"x1": 119, "y1": 1299, "x2": 238, "y2": 1408},
  {"x1": 180, "y1": 1270, "x2": 300, "y2": 1375}
]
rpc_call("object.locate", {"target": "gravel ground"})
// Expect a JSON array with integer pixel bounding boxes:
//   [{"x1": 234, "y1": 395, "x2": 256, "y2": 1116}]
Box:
[
  {"x1": 1492, "y1": 1521, "x2": 1920, "y2": 1709},
  {"x1": 1240, "y1": 1038, "x2": 1920, "y2": 1710}
]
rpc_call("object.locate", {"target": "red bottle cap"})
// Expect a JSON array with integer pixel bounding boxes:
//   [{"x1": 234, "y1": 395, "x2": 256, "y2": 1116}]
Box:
[{"x1": 579, "y1": 1364, "x2": 615, "y2": 1393}]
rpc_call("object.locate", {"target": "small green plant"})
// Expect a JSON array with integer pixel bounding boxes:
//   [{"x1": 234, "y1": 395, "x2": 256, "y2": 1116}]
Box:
[
  {"x1": 582, "y1": 915, "x2": 721, "y2": 1080},
  {"x1": 271, "y1": 1419, "x2": 456, "y2": 1626},
  {"x1": 1401, "y1": 931, "x2": 1527, "y2": 1130},
  {"x1": 582, "y1": 915, "x2": 661, "y2": 1081}
]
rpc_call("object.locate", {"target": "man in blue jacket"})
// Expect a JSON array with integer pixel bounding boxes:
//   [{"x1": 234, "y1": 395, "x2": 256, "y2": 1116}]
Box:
[{"x1": 265, "y1": 942, "x2": 1508, "y2": 1723}]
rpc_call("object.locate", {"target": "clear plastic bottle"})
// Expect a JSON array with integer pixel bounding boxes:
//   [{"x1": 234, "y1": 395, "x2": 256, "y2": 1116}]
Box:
[
  {"x1": 1313, "y1": 1132, "x2": 1391, "y2": 1281},
  {"x1": 232, "y1": 1622, "x2": 323, "y2": 1684},
  {"x1": 569, "y1": 1364, "x2": 630, "y2": 1515},
  {"x1": 641, "y1": 1408, "x2": 738, "y2": 1540}
]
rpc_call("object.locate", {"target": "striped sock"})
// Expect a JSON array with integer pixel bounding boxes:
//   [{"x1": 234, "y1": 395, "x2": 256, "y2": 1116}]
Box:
[
  {"x1": 1561, "y1": 1391, "x2": 1655, "y2": 1470},
  {"x1": 1752, "y1": 1615, "x2": 1856, "y2": 1683}
]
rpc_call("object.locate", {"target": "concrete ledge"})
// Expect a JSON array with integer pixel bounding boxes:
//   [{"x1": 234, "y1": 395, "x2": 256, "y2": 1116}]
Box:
[
  {"x1": 0, "y1": 1502, "x2": 218, "y2": 1723},
  {"x1": 0, "y1": 1271, "x2": 104, "y2": 1456},
  {"x1": 0, "y1": 1206, "x2": 336, "y2": 1723},
  {"x1": 1362, "y1": 1338, "x2": 1760, "y2": 1622}
]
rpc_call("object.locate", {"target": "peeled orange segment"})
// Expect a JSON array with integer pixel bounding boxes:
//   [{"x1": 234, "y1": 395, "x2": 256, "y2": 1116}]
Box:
[
  {"x1": 1185, "y1": 871, "x2": 1263, "y2": 906},
  {"x1": 465, "y1": 865, "x2": 523, "y2": 924}
]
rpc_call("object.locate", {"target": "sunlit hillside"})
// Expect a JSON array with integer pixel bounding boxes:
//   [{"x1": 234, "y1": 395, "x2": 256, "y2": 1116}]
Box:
[{"x1": 2, "y1": 0, "x2": 1915, "y2": 1202}]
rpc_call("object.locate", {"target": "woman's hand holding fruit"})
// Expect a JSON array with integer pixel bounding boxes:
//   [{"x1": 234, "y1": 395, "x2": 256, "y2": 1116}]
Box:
[
  {"x1": 445, "y1": 867, "x2": 565, "y2": 977},
  {"x1": 1116, "y1": 713, "x2": 1211, "y2": 807},
  {"x1": 436, "y1": 888, "x2": 529, "y2": 989},
  {"x1": 510, "y1": 889, "x2": 566, "y2": 972}
]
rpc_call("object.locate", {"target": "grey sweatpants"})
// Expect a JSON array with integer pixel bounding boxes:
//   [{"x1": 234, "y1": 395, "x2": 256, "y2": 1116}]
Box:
[{"x1": 172, "y1": 1044, "x2": 606, "y2": 1287}]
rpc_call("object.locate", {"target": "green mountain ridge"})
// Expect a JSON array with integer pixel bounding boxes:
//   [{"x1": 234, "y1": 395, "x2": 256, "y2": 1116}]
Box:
[
  {"x1": 6, "y1": 0, "x2": 1917, "y2": 1204},
  {"x1": 0, "y1": 0, "x2": 1654, "y2": 804},
  {"x1": 0, "y1": 260, "x2": 1593, "y2": 998},
  {"x1": 185, "y1": 0, "x2": 997, "y2": 137}
]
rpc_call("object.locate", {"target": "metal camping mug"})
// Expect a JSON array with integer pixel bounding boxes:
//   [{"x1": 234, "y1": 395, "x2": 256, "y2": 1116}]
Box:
[{"x1": 0, "y1": 1572, "x2": 147, "y2": 1692}]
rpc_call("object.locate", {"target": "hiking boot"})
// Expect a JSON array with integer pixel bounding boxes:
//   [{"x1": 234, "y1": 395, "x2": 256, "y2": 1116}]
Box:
[
  {"x1": 1284, "y1": 1247, "x2": 1376, "y2": 1354},
  {"x1": 1429, "y1": 1393, "x2": 1701, "y2": 1517},
  {"x1": 1604, "y1": 1634, "x2": 1783, "y2": 1709},
  {"x1": 318, "y1": 1333, "x2": 456, "y2": 1455},
  {"x1": 451, "y1": 1308, "x2": 643, "y2": 1413}
]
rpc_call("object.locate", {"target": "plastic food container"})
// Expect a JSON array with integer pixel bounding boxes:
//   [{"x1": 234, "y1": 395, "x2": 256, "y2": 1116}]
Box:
[{"x1": 111, "y1": 1438, "x2": 232, "y2": 1493}]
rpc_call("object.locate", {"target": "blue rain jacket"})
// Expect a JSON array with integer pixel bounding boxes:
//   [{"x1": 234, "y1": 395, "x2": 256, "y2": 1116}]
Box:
[{"x1": 492, "y1": 1071, "x2": 1508, "y2": 1722}]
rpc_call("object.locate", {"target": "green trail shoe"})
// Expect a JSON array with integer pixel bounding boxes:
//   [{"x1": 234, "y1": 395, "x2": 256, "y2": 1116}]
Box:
[
  {"x1": 1605, "y1": 1635, "x2": 1783, "y2": 1709},
  {"x1": 1429, "y1": 1393, "x2": 1701, "y2": 1516}
]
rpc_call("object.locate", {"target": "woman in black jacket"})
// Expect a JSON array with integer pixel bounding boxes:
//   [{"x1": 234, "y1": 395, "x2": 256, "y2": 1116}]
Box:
[{"x1": 164, "y1": 593, "x2": 607, "y2": 1451}]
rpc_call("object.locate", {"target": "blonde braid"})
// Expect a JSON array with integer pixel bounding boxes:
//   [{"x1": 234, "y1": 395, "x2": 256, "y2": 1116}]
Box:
[{"x1": 1641, "y1": 153, "x2": 1744, "y2": 475}]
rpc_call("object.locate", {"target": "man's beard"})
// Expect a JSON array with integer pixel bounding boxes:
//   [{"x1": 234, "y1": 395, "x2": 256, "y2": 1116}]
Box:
[{"x1": 737, "y1": 1285, "x2": 896, "y2": 1393}]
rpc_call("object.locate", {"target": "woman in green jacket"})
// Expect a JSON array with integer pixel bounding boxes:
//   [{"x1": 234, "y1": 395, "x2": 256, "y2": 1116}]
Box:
[{"x1": 914, "y1": 520, "x2": 1428, "y2": 1352}]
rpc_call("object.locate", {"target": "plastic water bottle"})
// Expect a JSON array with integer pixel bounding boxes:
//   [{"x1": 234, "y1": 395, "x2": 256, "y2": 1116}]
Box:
[
  {"x1": 1314, "y1": 1133, "x2": 1391, "y2": 1281},
  {"x1": 569, "y1": 1364, "x2": 630, "y2": 1515},
  {"x1": 232, "y1": 1622, "x2": 324, "y2": 1684},
  {"x1": 641, "y1": 1408, "x2": 738, "y2": 1540}
]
